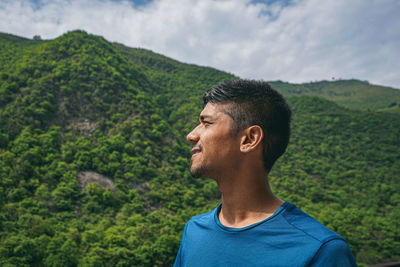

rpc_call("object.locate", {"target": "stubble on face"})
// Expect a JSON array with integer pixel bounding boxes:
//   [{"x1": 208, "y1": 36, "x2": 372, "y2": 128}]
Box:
[
  {"x1": 187, "y1": 103, "x2": 239, "y2": 179},
  {"x1": 190, "y1": 163, "x2": 205, "y2": 178},
  {"x1": 189, "y1": 144, "x2": 204, "y2": 178}
]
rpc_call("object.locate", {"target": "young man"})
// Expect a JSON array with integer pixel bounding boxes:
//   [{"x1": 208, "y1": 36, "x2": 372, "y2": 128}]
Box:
[{"x1": 174, "y1": 79, "x2": 357, "y2": 266}]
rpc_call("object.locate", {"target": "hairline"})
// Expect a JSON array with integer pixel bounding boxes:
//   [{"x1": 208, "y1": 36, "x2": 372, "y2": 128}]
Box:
[{"x1": 205, "y1": 101, "x2": 255, "y2": 136}]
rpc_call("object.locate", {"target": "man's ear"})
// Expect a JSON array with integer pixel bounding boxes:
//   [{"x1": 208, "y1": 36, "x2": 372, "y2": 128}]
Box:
[{"x1": 239, "y1": 125, "x2": 264, "y2": 153}]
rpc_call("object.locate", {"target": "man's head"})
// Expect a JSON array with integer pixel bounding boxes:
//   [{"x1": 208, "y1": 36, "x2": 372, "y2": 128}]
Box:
[{"x1": 202, "y1": 79, "x2": 291, "y2": 172}]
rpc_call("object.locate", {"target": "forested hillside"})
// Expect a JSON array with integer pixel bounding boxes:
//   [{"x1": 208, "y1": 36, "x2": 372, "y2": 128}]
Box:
[
  {"x1": 0, "y1": 31, "x2": 399, "y2": 266},
  {"x1": 268, "y1": 80, "x2": 400, "y2": 114}
]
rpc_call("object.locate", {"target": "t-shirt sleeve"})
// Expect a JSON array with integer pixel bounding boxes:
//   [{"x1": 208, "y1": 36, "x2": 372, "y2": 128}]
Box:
[
  {"x1": 173, "y1": 222, "x2": 189, "y2": 267},
  {"x1": 309, "y1": 238, "x2": 357, "y2": 267}
]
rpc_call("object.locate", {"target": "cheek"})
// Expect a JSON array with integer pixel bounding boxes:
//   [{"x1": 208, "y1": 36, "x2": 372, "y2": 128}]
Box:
[{"x1": 209, "y1": 137, "x2": 237, "y2": 155}]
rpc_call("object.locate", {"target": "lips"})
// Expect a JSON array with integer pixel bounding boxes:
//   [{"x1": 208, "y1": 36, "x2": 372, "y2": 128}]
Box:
[{"x1": 191, "y1": 145, "x2": 201, "y2": 159}]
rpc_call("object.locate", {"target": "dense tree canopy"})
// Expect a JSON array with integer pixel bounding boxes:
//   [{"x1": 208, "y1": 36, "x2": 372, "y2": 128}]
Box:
[{"x1": 0, "y1": 31, "x2": 399, "y2": 266}]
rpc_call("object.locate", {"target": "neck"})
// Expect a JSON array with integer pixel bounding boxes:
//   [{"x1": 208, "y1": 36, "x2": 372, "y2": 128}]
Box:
[{"x1": 216, "y1": 167, "x2": 284, "y2": 228}]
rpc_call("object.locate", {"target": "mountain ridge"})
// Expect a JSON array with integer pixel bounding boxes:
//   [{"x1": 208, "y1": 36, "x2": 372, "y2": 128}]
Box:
[
  {"x1": 269, "y1": 79, "x2": 400, "y2": 113},
  {"x1": 0, "y1": 30, "x2": 398, "y2": 266},
  {"x1": 2, "y1": 31, "x2": 400, "y2": 114}
]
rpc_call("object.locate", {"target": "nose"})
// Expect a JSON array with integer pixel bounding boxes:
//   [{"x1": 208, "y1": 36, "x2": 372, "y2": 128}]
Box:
[{"x1": 186, "y1": 125, "x2": 200, "y2": 143}]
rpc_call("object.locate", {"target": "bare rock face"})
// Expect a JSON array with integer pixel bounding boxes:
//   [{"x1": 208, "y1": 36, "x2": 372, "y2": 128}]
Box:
[
  {"x1": 67, "y1": 118, "x2": 98, "y2": 137},
  {"x1": 77, "y1": 171, "x2": 115, "y2": 191}
]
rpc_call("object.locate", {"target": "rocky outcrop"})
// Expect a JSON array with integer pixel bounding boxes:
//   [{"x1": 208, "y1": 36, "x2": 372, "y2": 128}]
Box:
[{"x1": 77, "y1": 171, "x2": 115, "y2": 191}]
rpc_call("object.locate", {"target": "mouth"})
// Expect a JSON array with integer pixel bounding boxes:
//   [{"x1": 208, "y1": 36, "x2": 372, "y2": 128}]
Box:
[{"x1": 191, "y1": 146, "x2": 201, "y2": 159}]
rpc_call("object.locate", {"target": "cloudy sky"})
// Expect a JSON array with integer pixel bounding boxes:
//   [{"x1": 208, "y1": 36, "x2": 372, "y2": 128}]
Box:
[{"x1": 1, "y1": 0, "x2": 399, "y2": 89}]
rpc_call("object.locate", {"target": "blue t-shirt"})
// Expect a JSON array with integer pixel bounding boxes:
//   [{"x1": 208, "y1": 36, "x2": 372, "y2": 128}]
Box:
[{"x1": 174, "y1": 202, "x2": 357, "y2": 266}]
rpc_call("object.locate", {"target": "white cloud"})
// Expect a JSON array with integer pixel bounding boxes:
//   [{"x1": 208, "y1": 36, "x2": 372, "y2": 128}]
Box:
[{"x1": 1, "y1": 0, "x2": 399, "y2": 88}]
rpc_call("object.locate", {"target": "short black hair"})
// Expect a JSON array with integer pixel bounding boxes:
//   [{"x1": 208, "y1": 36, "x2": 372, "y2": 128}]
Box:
[{"x1": 203, "y1": 79, "x2": 291, "y2": 172}]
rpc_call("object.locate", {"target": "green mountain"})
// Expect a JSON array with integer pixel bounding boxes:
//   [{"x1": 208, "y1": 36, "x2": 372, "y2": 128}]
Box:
[
  {"x1": 0, "y1": 31, "x2": 399, "y2": 266},
  {"x1": 269, "y1": 80, "x2": 400, "y2": 113}
]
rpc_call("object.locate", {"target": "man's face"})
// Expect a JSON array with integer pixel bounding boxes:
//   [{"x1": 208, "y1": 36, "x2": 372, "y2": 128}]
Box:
[{"x1": 186, "y1": 103, "x2": 241, "y2": 179}]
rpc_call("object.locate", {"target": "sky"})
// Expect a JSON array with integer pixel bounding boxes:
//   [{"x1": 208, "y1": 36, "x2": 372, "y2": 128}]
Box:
[{"x1": 1, "y1": 0, "x2": 400, "y2": 89}]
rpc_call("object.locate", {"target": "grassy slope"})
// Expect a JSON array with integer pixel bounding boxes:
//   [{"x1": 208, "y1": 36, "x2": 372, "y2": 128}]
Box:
[{"x1": 269, "y1": 80, "x2": 400, "y2": 114}]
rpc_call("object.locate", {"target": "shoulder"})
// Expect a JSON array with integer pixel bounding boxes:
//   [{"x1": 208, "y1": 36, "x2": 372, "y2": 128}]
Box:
[
  {"x1": 188, "y1": 208, "x2": 215, "y2": 225},
  {"x1": 280, "y1": 203, "x2": 357, "y2": 266},
  {"x1": 281, "y1": 202, "x2": 345, "y2": 244},
  {"x1": 189, "y1": 208, "x2": 215, "y2": 222},
  {"x1": 184, "y1": 205, "x2": 219, "y2": 232},
  {"x1": 309, "y1": 239, "x2": 358, "y2": 266}
]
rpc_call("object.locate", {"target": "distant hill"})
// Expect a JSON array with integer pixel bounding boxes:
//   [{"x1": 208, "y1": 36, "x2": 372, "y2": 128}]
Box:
[
  {"x1": 0, "y1": 31, "x2": 398, "y2": 266},
  {"x1": 112, "y1": 41, "x2": 400, "y2": 114},
  {"x1": 268, "y1": 80, "x2": 400, "y2": 114},
  {"x1": 0, "y1": 32, "x2": 41, "y2": 44}
]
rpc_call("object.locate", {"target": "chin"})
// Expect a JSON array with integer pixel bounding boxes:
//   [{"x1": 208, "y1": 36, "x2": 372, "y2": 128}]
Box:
[
  {"x1": 190, "y1": 168, "x2": 203, "y2": 178},
  {"x1": 190, "y1": 164, "x2": 206, "y2": 178}
]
